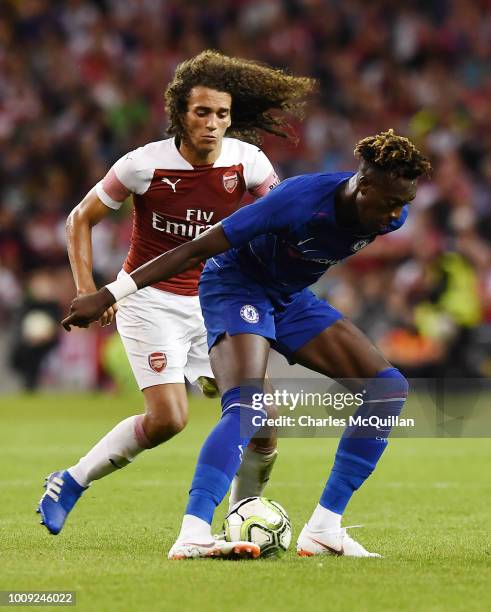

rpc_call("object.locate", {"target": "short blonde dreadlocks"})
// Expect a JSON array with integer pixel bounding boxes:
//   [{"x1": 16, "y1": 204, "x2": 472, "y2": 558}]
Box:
[{"x1": 354, "y1": 129, "x2": 432, "y2": 179}]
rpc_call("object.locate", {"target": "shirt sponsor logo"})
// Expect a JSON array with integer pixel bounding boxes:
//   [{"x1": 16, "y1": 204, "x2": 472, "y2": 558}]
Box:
[
  {"x1": 148, "y1": 351, "x2": 167, "y2": 373},
  {"x1": 223, "y1": 171, "x2": 239, "y2": 193},
  {"x1": 152, "y1": 209, "x2": 215, "y2": 239},
  {"x1": 240, "y1": 304, "x2": 260, "y2": 324}
]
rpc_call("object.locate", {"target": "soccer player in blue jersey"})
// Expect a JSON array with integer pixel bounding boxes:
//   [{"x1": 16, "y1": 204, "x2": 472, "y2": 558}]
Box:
[{"x1": 62, "y1": 129, "x2": 432, "y2": 559}]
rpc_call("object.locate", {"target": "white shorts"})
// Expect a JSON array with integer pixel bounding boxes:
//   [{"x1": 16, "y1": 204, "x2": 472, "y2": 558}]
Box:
[{"x1": 115, "y1": 271, "x2": 213, "y2": 390}]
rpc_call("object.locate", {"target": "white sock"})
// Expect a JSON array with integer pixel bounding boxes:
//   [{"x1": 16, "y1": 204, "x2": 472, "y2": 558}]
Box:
[
  {"x1": 68, "y1": 415, "x2": 151, "y2": 487},
  {"x1": 177, "y1": 514, "x2": 213, "y2": 544},
  {"x1": 229, "y1": 447, "x2": 278, "y2": 509},
  {"x1": 307, "y1": 504, "x2": 342, "y2": 533}
]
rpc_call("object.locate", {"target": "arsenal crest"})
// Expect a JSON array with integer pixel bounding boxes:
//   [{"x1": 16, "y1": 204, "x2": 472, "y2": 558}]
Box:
[
  {"x1": 223, "y1": 171, "x2": 239, "y2": 193},
  {"x1": 148, "y1": 351, "x2": 167, "y2": 373}
]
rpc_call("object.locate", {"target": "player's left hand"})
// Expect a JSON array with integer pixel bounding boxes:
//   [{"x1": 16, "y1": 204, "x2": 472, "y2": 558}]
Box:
[
  {"x1": 98, "y1": 304, "x2": 118, "y2": 327},
  {"x1": 62, "y1": 288, "x2": 115, "y2": 331}
]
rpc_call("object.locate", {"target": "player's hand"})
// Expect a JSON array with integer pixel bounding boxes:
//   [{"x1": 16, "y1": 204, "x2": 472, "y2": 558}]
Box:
[
  {"x1": 98, "y1": 304, "x2": 118, "y2": 327},
  {"x1": 62, "y1": 288, "x2": 115, "y2": 331},
  {"x1": 75, "y1": 287, "x2": 117, "y2": 327}
]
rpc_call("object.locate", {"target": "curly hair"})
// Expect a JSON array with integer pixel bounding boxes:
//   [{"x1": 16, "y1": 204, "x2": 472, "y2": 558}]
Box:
[
  {"x1": 164, "y1": 50, "x2": 316, "y2": 146},
  {"x1": 354, "y1": 129, "x2": 432, "y2": 179}
]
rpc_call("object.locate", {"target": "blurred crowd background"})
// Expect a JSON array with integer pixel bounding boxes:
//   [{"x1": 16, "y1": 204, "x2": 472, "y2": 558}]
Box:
[{"x1": 1, "y1": 0, "x2": 491, "y2": 392}]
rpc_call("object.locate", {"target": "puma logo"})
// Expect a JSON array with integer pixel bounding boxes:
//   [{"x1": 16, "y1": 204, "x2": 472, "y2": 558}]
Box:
[{"x1": 161, "y1": 177, "x2": 181, "y2": 192}]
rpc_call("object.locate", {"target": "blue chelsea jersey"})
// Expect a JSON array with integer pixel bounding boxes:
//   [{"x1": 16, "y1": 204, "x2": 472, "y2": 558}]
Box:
[{"x1": 218, "y1": 172, "x2": 408, "y2": 296}]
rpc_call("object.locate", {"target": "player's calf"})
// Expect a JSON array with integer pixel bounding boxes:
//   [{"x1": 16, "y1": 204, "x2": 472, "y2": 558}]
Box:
[{"x1": 229, "y1": 445, "x2": 278, "y2": 509}]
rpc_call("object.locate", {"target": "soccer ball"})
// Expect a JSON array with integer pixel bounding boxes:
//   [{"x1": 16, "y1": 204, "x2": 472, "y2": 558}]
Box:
[{"x1": 223, "y1": 497, "x2": 292, "y2": 558}]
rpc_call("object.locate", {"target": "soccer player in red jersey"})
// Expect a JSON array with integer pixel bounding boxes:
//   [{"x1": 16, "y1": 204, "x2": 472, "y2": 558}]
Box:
[{"x1": 37, "y1": 51, "x2": 314, "y2": 535}]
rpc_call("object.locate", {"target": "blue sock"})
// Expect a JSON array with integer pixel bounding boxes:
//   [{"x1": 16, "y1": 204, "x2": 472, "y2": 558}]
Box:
[
  {"x1": 185, "y1": 386, "x2": 265, "y2": 524},
  {"x1": 320, "y1": 368, "x2": 409, "y2": 515}
]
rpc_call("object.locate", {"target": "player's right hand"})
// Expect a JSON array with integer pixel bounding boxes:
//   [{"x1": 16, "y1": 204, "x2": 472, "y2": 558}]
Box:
[{"x1": 62, "y1": 288, "x2": 115, "y2": 331}]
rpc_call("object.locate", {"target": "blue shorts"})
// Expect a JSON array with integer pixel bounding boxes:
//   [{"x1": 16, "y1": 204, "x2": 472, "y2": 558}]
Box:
[{"x1": 199, "y1": 258, "x2": 343, "y2": 363}]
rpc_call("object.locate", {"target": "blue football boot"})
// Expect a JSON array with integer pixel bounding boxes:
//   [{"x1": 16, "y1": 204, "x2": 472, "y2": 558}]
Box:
[{"x1": 36, "y1": 470, "x2": 87, "y2": 535}]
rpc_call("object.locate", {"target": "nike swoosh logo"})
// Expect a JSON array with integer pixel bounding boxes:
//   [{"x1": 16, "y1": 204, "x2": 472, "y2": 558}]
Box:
[{"x1": 309, "y1": 537, "x2": 344, "y2": 556}]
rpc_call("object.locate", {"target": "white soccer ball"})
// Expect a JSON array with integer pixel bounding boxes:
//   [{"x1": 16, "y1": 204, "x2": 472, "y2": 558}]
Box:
[{"x1": 223, "y1": 497, "x2": 292, "y2": 558}]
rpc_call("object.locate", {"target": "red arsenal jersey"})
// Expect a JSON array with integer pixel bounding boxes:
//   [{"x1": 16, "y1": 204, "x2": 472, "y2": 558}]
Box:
[{"x1": 95, "y1": 137, "x2": 278, "y2": 295}]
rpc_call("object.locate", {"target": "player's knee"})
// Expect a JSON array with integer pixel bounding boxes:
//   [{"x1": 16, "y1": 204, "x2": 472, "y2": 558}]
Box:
[
  {"x1": 376, "y1": 367, "x2": 409, "y2": 410},
  {"x1": 389, "y1": 368, "x2": 409, "y2": 397},
  {"x1": 143, "y1": 404, "x2": 188, "y2": 444},
  {"x1": 161, "y1": 413, "x2": 188, "y2": 439}
]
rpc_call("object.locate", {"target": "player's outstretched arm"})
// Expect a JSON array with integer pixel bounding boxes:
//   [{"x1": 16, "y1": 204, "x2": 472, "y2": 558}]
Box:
[
  {"x1": 66, "y1": 188, "x2": 118, "y2": 327},
  {"x1": 62, "y1": 224, "x2": 231, "y2": 331}
]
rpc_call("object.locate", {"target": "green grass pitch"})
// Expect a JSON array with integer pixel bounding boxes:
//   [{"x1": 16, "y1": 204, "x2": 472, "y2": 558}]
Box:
[{"x1": 0, "y1": 393, "x2": 489, "y2": 611}]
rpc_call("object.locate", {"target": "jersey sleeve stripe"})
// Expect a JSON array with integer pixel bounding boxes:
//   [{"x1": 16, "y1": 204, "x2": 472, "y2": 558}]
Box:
[
  {"x1": 103, "y1": 167, "x2": 131, "y2": 201},
  {"x1": 249, "y1": 171, "x2": 280, "y2": 198},
  {"x1": 95, "y1": 180, "x2": 124, "y2": 210}
]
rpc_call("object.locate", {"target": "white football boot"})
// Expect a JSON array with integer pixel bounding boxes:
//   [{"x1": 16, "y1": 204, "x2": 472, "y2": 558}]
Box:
[
  {"x1": 296, "y1": 524, "x2": 381, "y2": 558},
  {"x1": 168, "y1": 539, "x2": 260, "y2": 560}
]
